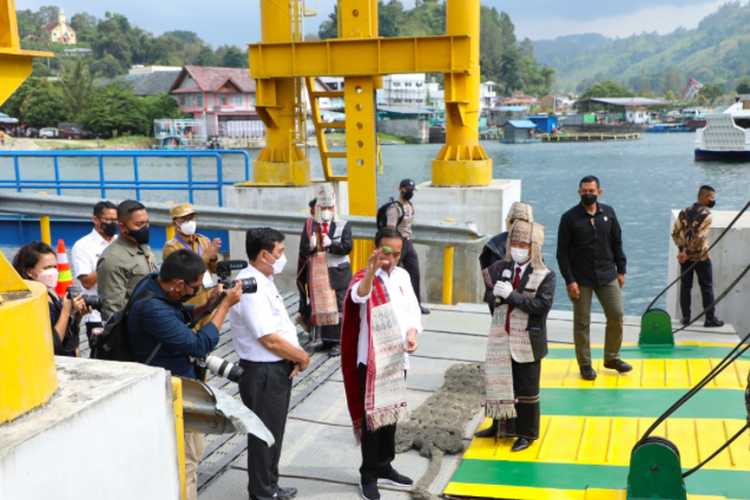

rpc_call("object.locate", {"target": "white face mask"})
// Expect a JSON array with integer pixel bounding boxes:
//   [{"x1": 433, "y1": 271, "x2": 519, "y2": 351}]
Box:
[
  {"x1": 510, "y1": 247, "x2": 530, "y2": 264},
  {"x1": 179, "y1": 220, "x2": 197, "y2": 236},
  {"x1": 321, "y1": 210, "x2": 333, "y2": 222},
  {"x1": 267, "y1": 252, "x2": 287, "y2": 274},
  {"x1": 32, "y1": 268, "x2": 59, "y2": 288}
]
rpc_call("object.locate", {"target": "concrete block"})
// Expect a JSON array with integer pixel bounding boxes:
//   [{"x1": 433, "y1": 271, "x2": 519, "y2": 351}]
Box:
[
  {"x1": 0, "y1": 357, "x2": 179, "y2": 500},
  {"x1": 414, "y1": 179, "x2": 521, "y2": 304},
  {"x1": 225, "y1": 182, "x2": 349, "y2": 293},
  {"x1": 666, "y1": 210, "x2": 750, "y2": 335}
]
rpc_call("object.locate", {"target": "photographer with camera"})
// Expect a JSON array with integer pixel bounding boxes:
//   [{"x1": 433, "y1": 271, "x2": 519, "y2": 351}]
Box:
[
  {"x1": 12, "y1": 241, "x2": 90, "y2": 357},
  {"x1": 229, "y1": 227, "x2": 308, "y2": 500},
  {"x1": 126, "y1": 248, "x2": 242, "y2": 500}
]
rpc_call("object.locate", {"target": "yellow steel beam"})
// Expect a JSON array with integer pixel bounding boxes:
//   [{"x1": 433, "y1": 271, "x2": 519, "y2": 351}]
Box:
[
  {"x1": 249, "y1": 35, "x2": 472, "y2": 79},
  {"x1": 171, "y1": 377, "x2": 187, "y2": 500}
]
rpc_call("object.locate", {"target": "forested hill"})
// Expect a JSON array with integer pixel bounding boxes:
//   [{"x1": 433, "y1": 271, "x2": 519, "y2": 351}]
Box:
[{"x1": 532, "y1": 1, "x2": 750, "y2": 94}]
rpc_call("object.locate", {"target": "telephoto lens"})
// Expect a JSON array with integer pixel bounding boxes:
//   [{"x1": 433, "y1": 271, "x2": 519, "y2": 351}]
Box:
[
  {"x1": 205, "y1": 355, "x2": 244, "y2": 383},
  {"x1": 83, "y1": 294, "x2": 105, "y2": 311},
  {"x1": 236, "y1": 277, "x2": 257, "y2": 294}
]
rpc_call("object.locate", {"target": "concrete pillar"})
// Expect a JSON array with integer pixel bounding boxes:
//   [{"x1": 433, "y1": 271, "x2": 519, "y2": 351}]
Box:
[
  {"x1": 225, "y1": 183, "x2": 349, "y2": 294},
  {"x1": 666, "y1": 209, "x2": 750, "y2": 334},
  {"x1": 414, "y1": 179, "x2": 521, "y2": 304}
]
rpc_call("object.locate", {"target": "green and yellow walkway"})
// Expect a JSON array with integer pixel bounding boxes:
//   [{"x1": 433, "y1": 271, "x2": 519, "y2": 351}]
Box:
[{"x1": 445, "y1": 342, "x2": 750, "y2": 500}]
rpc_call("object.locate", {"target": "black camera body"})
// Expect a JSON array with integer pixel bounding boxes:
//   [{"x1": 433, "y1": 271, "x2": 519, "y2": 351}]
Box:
[
  {"x1": 67, "y1": 285, "x2": 105, "y2": 310},
  {"x1": 216, "y1": 260, "x2": 257, "y2": 294}
]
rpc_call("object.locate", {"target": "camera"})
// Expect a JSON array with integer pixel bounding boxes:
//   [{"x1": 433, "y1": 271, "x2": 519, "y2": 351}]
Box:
[
  {"x1": 216, "y1": 260, "x2": 257, "y2": 294},
  {"x1": 204, "y1": 355, "x2": 244, "y2": 383},
  {"x1": 67, "y1": 285, "x2": 105, "y2": 311}
]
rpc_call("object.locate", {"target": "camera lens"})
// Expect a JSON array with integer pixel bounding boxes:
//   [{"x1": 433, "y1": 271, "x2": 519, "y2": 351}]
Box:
[
  {"x1": 83, "y1": 295, "x2": 105, "y2": 311},
  {"x1": 205, "y1": 355, "x2": 244, "y2": 383},
  {"x1": 239, "y1": 277, "x2": 257, "y2": 294}
]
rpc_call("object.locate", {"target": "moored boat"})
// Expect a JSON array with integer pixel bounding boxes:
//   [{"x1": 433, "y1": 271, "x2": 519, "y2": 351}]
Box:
[{"x1": 695, "y1": 100, "x2": 750, "y2": 161}]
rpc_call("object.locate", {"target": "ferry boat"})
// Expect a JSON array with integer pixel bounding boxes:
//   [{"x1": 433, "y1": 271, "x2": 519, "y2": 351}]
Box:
[{"x1": 694, "y1": 100, "x2": 750, "y2": 161}]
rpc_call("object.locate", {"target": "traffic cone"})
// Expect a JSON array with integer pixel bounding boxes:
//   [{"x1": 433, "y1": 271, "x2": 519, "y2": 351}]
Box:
[{"x1": 54, "y1": 239, "x2": 74, "y2": 296}]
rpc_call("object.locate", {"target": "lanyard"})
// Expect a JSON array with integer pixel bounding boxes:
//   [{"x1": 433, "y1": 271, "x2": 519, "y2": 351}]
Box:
[{"x1": 175, "y1": 234, "x2": 202, "y2": 256}]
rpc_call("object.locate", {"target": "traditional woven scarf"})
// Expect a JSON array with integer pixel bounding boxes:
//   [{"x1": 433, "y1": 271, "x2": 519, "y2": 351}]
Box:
[
  {"x1": 341, "y1": 269, "x2": 409, "y2": 442},
  {"x1": 484, "y1": 267, "x2": 548, "y2": 420},
  {"x1": 306, "y1": 218, "x2": 339, "y2": 327}
]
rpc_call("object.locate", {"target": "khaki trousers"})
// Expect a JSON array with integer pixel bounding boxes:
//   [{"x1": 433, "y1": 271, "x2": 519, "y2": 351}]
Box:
[
  {"x1": 570, "y1": 279, "x2": 624, "y2": 366},
  {"x1": 184, "y1": 432, "x2": 205, "y2": 500}
]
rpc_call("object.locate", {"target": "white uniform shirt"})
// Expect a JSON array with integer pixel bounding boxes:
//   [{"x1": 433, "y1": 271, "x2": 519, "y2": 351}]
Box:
[
  {"x1": 514, "y1": 260, "x2": 530, "y2": 283},
  {"x1": 229, "y1": 264, "x2": 301, "y2": 362},
  {"x1": 71, "y1": 228, "x2": 116, "y2": 324},
  {"x1": 350, "y1": 266, "x2": 423, "y2": 369}
]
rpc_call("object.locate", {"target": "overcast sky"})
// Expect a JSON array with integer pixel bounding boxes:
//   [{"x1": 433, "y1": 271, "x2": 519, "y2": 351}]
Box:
[{"x1": 16, "y1": 0, "x2": 738, "y2": 48}]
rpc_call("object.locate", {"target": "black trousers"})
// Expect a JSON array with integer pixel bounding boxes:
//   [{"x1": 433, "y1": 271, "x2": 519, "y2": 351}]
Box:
[
  {"x1": 358, "y1": 363, "x2": 397, "y2": 485},
  {"x1": 499, "y1": 360, "x2": 542, "y2": 440},
  {"x1": 679, "y1": 260, "x2": 717, "y2": 321},
  {"x1": 239, "y1": 360, "x2": 294, "y2": 500},
  {"x1": 400, "y1": 237, "x2": 421, "y2": 303},
  {"x1": 320, "y1": 286, "x2": 346, "y2": 344}
]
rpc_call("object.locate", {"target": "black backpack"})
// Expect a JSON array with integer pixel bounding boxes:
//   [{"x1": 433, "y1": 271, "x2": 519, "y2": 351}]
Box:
[
  {"x1": 91, "y1": 278, "x2": 168, "y2": 362},
  {"x1": 376, "y1": 197, "x2": 405, "y2": 230}
]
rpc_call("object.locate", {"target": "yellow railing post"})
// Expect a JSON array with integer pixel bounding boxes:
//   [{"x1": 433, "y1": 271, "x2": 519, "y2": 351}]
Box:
[
  {"x1": 40, "y1": 216, "x2": 51, "y2": 245},
  {"x1": 442, "y1": 218, "x2": 455, "y2": 305},
  {"x1": 166, "y1": 201, "x2": 175, "y2": 241},
  {"x1": 171, "y1": 377, "x2": 187, "y2": 500}
]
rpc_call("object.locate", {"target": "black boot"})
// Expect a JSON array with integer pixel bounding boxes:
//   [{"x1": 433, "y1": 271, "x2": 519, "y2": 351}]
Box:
[{"x1": 474, "y1": 419, "x2": 499, "y2": 438}]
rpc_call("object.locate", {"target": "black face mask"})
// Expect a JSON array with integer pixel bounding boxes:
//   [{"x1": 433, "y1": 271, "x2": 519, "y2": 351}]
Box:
[
  {"x1": 707, "y1": 200, "x2": 716, "y2": 208},
  {"x1": 402, "y1": 191, "x2": 414, "y2": 201},
  {"x1": 581, "y1": 194, "x2": 597, "y2": 206},
  {"x1": 100, "y1": 221, "x2": 118, "y2": 237},
  {"x1": 126, "y1": 224, "x2": 150, "y2": 245},
  {"x1": 180, "y1": 287, "x2": 198, "y2": 303}
]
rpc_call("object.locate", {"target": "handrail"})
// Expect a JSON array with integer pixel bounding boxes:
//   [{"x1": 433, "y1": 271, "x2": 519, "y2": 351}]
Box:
[
  {"x1": 0, "y1": 150, "x2": 252, "y2": 207},
  {"x1": 0, "y1": 192, "x2": 488, "y2": 248}
]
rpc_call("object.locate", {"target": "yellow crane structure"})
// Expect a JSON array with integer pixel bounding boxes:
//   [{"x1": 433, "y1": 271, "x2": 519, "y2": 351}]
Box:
[
  {"x1": 247, "y1": 0, "x2": 491, "y2": 266},
  {"x1": 0, "y1": 0, "x2": 56, "y2": 424}
]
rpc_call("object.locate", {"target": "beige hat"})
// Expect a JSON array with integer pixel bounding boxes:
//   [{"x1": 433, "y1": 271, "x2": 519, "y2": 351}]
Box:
[
  {"x1": 170, "y1": 203, "x2": 199, "y2": 219},
  {"x1": 506, "y1": 220, "x2": 545, "y2": 269},
  {"x1": 505, "y1": 202, "x2": 533, "y2": 232}
]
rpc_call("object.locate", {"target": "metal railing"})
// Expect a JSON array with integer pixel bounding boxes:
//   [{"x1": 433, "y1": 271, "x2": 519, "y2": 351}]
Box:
[
  {"x1": 0, "y1": 150, "x2": 252, "y2": 207},
  {"x1": 0, "y1": 193, "x2": 487, "y2": 304}
]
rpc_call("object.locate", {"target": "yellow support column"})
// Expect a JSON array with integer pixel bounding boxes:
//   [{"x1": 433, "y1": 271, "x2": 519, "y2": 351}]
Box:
[
  {"x1": 252, "y1": 0, "x2": 311, "y2": 185},
  {"x1": 432, "y1": 0, "x2": 492, "y2": 187},
  {"x1": 342, "y1": 0, "x2": 379, "y2": 265},
  {"x1": 171, "y1": 377, "x2": 187, "y2": 500}
]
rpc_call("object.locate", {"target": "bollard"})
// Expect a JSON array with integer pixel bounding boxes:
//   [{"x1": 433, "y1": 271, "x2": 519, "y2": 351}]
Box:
[
  {"x1": 443, "y1": 218, "x2": 455, "y2": 305},
  {"x1": 40, "y1": 216, "x2": 51, "y2": 246}
]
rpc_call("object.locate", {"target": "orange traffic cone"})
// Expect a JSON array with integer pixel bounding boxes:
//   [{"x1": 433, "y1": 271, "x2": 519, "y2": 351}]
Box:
[{"x1": 54, "y1": 239, "x2": 75, "y2": 296}]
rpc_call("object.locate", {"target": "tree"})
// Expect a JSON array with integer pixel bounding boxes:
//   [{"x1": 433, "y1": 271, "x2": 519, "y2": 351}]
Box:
[
  {"x1": 91, "y1": 53, "x2": 124, "y2": 78},
  {"x1": 59, "y1": 59, "x2": 95, "y2": 119},
  {"x1": 79, "y1": 82, "x2": 149, "y2": 137},
  {"x1": 20, "y1": 84, "x2": 71, "y2": 127},
  {"x1": 700, "y1": 83, "x2": 724, "y2": 104},
  {"x1": 736, "y1": 78, "x2": 750, "y2": 94},
  {"x1": 166, "y1": 30, "x2": 200, "y2": 44},
  {"x1": 578, "y1": 80, "x2": 634, "y2": 107},
  {"x1": 143, "y1": 94, "x2": 188, "y2": 130},
  {"x1": 663, "y1": 68, "x2": 684, "y2": 95},
  {"x1": 379, "y1": 0, "x2": 403, "y2": 37},
  {"x1": 318, "y1": 5, "x2": 339, "y2": 40},
  {"x1": 221, "y1": 46, "x2": 246, "y2": 68}
]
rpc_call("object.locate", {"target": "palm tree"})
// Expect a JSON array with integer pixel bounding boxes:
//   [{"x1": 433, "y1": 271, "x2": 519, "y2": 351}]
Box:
[{"x1": 59, "y1": 59, "x2": 95, "y2": 120}]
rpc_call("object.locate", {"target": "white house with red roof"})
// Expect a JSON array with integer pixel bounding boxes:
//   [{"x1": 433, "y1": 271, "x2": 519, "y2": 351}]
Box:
[
  {"x1": 41, "y1": 10, "x2": 76, "y2": 45},
  {"x1": 169, "y1": 66, "x2": 260, "y2": 138}
]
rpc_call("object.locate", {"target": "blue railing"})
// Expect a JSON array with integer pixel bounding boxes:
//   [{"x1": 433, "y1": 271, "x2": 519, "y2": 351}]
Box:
[{"x1": 0, "y1": 150, "x2": 251, "y2": 207}]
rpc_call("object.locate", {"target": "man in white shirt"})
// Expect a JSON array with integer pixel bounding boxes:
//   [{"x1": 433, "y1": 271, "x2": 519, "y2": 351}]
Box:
[
  {"x1": 229, "y1": 227, "x2": 309, "y2": 500},
  {"x1": 71, "y1": 200, "x2": 118, "y2": 342},
  {"x1": 341, "y1": 228, "x2": 421, "y2": 500}
]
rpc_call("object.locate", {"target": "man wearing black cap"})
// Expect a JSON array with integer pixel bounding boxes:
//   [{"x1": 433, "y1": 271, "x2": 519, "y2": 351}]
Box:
[{"x1": 387, "y1": 179, "x2": 429, "y2": 315}]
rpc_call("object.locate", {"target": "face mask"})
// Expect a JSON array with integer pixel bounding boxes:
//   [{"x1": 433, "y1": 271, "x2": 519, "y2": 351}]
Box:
[
  {"x1": 179, "y1": 220, "x2": 197, "y2": 236},
  {"x1": 510, "y1": 247, "x2": 530, "y2": 264},
  {"x1": 707, "y1": 200, "x2": 716, "y2": 208},
  {"x1": 32, "y1": 268, "x2": 59, "y2": 288},
  {"x1": 179, "y1": 283, "x2": 198, "y2": 303},
  {"x1": 126, "y1": 224, "x2": 150, "y2": 245},
  {"x1": 321, "y1": 210, "x2": 333, "y2": 222},
  {"x1": 580, "y1": 194, "x2": 597, "y2": 206},
  {"x1": 266, "y1": 252, "x2": 287, "y2": 274},
  {"x1": 402, "y1": 191, "x2": 414, "y2": 201},
  {"x1": 100, "y1": 221, "x2": 118, "y2": 237}
]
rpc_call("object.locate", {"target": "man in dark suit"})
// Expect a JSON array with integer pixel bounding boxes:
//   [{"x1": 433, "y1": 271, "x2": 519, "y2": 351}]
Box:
[{"x1": 475, "y1": 220, "x2": 556, "y2": 453}]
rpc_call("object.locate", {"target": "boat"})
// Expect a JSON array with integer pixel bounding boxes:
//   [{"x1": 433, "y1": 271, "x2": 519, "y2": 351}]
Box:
[
  {"x1": 695, "y1": 100, "x2": 750, "y2": 161},
  {"x1": 646, "y1": 123, "x2": 692, "y2": 133}
]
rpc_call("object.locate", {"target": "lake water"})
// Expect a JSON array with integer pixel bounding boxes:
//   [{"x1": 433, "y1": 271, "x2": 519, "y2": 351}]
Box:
[{"x1": 4, "y1": 133, "x2": 750, "y2": 316}]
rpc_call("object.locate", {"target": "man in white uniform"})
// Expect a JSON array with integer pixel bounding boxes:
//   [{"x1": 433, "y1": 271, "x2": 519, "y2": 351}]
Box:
[
  {"x1": 71, "y1": 200, "x2": 118, "y2": 342},
  {"x1": 229, "y1": 227, "x2": 310, "y2": 500}
]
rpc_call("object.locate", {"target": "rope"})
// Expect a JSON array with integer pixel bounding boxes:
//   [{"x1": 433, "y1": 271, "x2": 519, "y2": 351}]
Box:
[{"x1": 681, "y1": 423, "x2": 749, "y2": 478}]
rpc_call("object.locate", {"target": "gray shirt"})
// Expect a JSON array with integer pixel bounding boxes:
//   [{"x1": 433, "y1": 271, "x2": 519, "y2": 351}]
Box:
[{"x1": 97, "y1": 236, "x2": 158, "y2": 321}]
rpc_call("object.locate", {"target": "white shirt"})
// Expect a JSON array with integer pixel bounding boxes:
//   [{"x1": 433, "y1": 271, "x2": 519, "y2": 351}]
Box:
[
  {"x1": 513, "y1": 260, "x2": 530, "y2": 283},
  {"x1": 229, "y1": 264, "x2": 301, "y2": 362},
  {"x1": 71, "y1": 228, "x2": 116, "y2": 323},
  {"x1": 350, "y1": 266, "x2": 423, "y2": 369}
]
